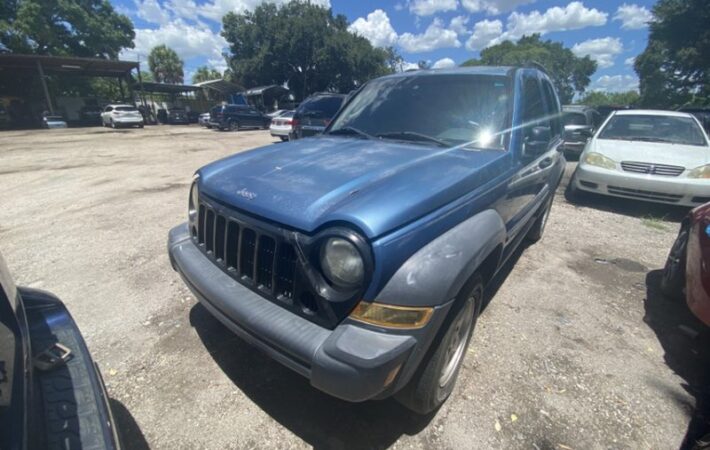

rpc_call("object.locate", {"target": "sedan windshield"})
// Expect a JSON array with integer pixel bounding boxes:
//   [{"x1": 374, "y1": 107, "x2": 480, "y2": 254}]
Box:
[
  {"x1": 598, "y1": 114, "x2": 708, "y2": 146},
  {"x1": 328, "y1": 74, "x2": 512, "y2": 150}
]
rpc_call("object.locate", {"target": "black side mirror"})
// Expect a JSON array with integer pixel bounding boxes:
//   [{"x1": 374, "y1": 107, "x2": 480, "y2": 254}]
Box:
[
  {"x1": 523, "y1": 126, "x2": 551, "y2": 157},
  {"x1": 579, "y1": 128, "x2": 593, "y2": 138}
]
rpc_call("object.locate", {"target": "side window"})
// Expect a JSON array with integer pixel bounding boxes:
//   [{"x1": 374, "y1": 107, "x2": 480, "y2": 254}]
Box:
[
  {"x1": 104, "y1": 106, "x2": 112, "y2": 112},
  {"x1": 522, "y1": 74, "x2": 549, "y2": 134},
  {"x1": 541, "y1": 79, "x2": 561, "y2": 136}
]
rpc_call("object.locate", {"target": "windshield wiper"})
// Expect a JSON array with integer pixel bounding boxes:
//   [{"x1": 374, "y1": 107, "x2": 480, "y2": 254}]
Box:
[
  {"x1": 328, "y1": 126, "x2": 376, "y2": 140},
  {"x1": 376, "y1": 131, "x2": 449, "y2": 147},
  {"x1": 625, "y1": 136, "x2": 673, "y2": 143}
]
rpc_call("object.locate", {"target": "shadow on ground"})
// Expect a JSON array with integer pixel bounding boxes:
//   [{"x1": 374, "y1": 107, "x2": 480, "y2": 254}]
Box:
[
  {"x1": 644, "y1": 270, "x2": 710, "y2": 449},
  {"x1": 110, "y1": 398, "x2": 150, "y2": 450}
]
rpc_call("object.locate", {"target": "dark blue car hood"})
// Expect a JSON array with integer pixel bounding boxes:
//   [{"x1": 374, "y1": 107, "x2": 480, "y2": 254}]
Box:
[{"x1": 198, "y1": 136, "x2": 505, "y2": 238}]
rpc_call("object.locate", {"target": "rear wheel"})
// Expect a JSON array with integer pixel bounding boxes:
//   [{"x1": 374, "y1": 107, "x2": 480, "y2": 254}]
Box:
[
  {"x1": 661, "y1": 224, "x2": 689, "y2": 300},
  {"x1": 279, "y1": 136, "x2": 288, "y2": 141},
  {"x1": 228, "y1": 120, "x2": 239, "y2": 131},
  {"x1": 110, "y1": 120, "x2": 116, "y2": 129},
  {"x1": 396, "y1": 274, "x2": 483, "y2": 414}
]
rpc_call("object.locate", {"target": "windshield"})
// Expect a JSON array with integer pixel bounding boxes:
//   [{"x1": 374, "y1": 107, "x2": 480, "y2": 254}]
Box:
[
  {"x1": 598, "y1": 114, "x2": 708, "y2": 146},
  {"x1": 297, "y1": 96, "x2": 344, "y2": 119},
  {"x1": 115, "y1": 106, "x2": 137, "y2": 112},
  {"x1": 328, "y1": 74, "x2": 512, "y2": 150},
  {"x1": 564, "y1": 112, "x2": 587, "y2": 126}
]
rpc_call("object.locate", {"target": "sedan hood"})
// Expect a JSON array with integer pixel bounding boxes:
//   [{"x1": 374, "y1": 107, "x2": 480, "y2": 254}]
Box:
[
  {"x1": 592, "y1": 138, "x2": 710, "y2": 169},
  {"x1": 198, "y1": 136, "x2": 505, "y2": 238}
]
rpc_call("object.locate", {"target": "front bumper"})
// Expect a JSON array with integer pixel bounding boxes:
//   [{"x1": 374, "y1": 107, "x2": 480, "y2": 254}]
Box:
[
  {"x1": 574, "y1": 163, "x2": 710, "y2": 207},
  {"x1": 167, "y1": 223, "x2": 451, "y2": 402}
]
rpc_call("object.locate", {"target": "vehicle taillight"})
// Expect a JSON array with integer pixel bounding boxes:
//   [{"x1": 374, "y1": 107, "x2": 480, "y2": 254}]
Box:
[
  {"x1": 291, "y1": 118, "x2": 299, "y2": 127},
  {"x1": 285, "y1": 119, "x2": 293, "y2": 125}
]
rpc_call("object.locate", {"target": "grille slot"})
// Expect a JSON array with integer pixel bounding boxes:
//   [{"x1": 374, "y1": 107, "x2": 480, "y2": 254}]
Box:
[
  {"x1": 275, "y1": 244, "x2": 297, "y2": 300},
  {"x1": 256, "y1": 235, "x2": 276, "y2": 290},
  {"x1": 197, "y1": 205, "x2": 206, "y2": 244},
  {"x1": 240, "y1": 228, "x2": 256, "y2": 280},
  {"x1": 215, "y1": 215, "x2": 226, "y2": 261},
  {"x1": 621, "y1": 161, "x2": 685, "y2": 177},
  {"x1": 225, "y1": 221, "x2": 239, "y2": 270},
  {"x1": 205, "y1": 210, "x2": 215, "y2": 253}
]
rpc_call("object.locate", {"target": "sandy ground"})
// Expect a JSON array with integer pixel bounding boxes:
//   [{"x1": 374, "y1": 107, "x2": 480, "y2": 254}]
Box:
[{"x1": 0, "y1": 125, "x2": 706, "y2": 449}]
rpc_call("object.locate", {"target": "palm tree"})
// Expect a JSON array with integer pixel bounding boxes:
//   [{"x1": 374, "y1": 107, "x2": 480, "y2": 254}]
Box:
[{"x1": 148, "y1": 45, "x2": 184, "y2": 84}]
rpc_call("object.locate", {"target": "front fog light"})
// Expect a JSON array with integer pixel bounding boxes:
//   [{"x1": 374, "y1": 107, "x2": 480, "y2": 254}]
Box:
[
  {"x1": 320, "y1": 237, "x2": 364, "y2": 288},
  {"x1": 584, "y1": 152, "x2": 616, "y2": 170},
  {"x1": 350, "y1": 302, "x2": 433, "y2": 329},
  {"x1": 688, "y1": 164, "x2": 710, "y2": 179}
]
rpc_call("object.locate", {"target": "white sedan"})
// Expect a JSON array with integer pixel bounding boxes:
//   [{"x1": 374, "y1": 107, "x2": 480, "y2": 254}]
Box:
[
  {"x1": 269, "y1": 110, "x2": 294, "y2": 141},
  {"x1": 101, "y1": 104, "x2": 144, "y2": 128},
  {"x1": 570, "y1": 109, "x2": 710, "y2": 207}
]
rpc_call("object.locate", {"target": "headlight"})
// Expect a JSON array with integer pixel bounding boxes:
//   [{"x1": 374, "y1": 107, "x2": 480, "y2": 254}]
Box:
[
  {"x1": 688, "y1": 164, "x2": 710, "y2": 179},
  {"x1": 320, "y1": 237, "x2": 364, "y2": 288},
  {"x1": 188, "y1": 177, "x2": 199, "y2": 222},
  {"x1": 583, "y1": 152, "x2": 616, "y2": 170},
  {"x1": 350, "y1": 302, "x2": 433, "y2": 329}
]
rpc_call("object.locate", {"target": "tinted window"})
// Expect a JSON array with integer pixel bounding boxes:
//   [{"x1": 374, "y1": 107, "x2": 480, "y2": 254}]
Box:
[
  {"x1": 298, "y1": 96, "x2": 344, "y2": 119},
  {"x1": 115, "y1": 106, "x2": 137, "y2": 112},
  {"x1": 598, "y1": 114, "x2": 708, "y2": 146},
  {"x1": 105, "y1": 106, "x2": 113, "y2": 112},
  {"x1": 541, "y1": 79, "x2": 561, "y2": 135},
  {"x1": 522, "y1": 74, "x2": 549, "y2": 132},
  {"x1": 564, "y1": 112, "x2": 587, "y2": 126},
  {"x1": 329, "y1": 74, "x2": 512, "y2": 149}
]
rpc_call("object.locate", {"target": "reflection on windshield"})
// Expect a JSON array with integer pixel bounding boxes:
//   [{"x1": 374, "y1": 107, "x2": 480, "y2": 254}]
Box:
[
  {"x1": 328, "y1": 74, "x2": 512, "y2": 150},
  {"x1": 598, "y1": 114, "x2": 708, "y2": 146}
]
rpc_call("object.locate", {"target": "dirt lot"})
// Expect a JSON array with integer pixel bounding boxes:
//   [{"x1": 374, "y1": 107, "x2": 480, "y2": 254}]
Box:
[{"x1": 1, "y1": 125, "x2": 707, "y2": 449}]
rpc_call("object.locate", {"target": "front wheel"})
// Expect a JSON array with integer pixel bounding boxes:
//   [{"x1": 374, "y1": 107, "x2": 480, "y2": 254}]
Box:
[
  {"x1": 526, "y1": 195, "x2": 553, "y2": 243},
  {"x1": 661, "y1": 225, "x2": 689, "y2": 300},
  {"x1": 228, "y1": 120, "x2": 239, "y2": 131},
  {"x1": 396, "y1": 274, "x2": 483, "y2": 414},
  {"x1": 111, "y1": 120, "x2": 116, "y2": 129}
]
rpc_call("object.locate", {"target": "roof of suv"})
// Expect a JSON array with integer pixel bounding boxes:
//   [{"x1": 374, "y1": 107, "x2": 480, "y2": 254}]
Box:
[
  {"x1": 613, "y1": 109, "x2": 695, "y2": 118},
  {"x1": 382, "y1": 66, "x2": 516, "y2": 81}
]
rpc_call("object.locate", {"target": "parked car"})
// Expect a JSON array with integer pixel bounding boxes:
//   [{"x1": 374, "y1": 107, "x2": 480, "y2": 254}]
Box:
[
  {"x1": 168, "y1": 66, "x2": 566, "y2": 414},
  {"x1": 79, "y1": 105, "x2": 103, "y2": 125},
  {"x1": 560, "y1": 105, "x2": 599, "y2": 157},
  {"x1": 208, "y1": 104, "x2": 271, "y2": 131},
  {"x1": 267, "y1": 109, "x2": 288, "y2": 118},
  {"x1": 661, "y1": 201, "x2": 710, "y2": 327},
  {"x1": 291, "y1": 92, "x2": 346, "y2": 139},
  {"x1": 167, "y1": 107, "x2": 190, "y2": 125},
  {"x1": 101, "y1": 104, "x2": 144, "y2": 128},
  {"x1": 198, "y1": 112, "x2": 211, "y2": 128},
  {"x1": 0, "y1": 252, "x2": 121, "y2": 449},
  {"x1": 679, "y1": 107, "x2": 710, "y2": 134},
  {"x1": 569, "y1": 110, "x2": 710, "y2": 207},
  {"x1": 41, "y1": 114, "x2": 67, "y2": 129},
  {"x1": 269, "y1": 110, "x2": 294, "y2": 141}
]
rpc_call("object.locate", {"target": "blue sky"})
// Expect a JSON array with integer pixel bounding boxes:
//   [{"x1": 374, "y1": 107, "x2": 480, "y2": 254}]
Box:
[{"x1": 113, "y1": 0, "x2": 655, "y2": 92}]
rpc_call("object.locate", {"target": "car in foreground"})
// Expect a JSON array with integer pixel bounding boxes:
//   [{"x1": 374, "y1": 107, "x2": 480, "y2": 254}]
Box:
[
  {"x1": 570, "y1": 110, "x2": 710, "y2": 207},
  {"x1": 291, "y1": 92, "x2": 345, "y2": 139},
  {"x1": 168, "y1": 66, "x2": 565, "y2": 414},
  {"x1": 198, "y1": 112, "x2": 211, "y2": 128},
  {"x1": 41, "y1": 114, "x2": 67, "y2": 129},
  {"x1": 661, "y1": 201, "x2": 710, "y2": 326},
  {"x1": 208, "y1": 104, "x2": 271, "y2": 131},
  {"x1": 0, "y1": 252, "x2": 120, "y2": 449},
  {"x1": 269, "y1": 110, "x2": 294, "y2": 141},
  {"x1": 560, "y1": 105, "x2": 599, "y2": 157},
  {"x1": 101, "y1": 104, "x2": 144, "y2": 128}
]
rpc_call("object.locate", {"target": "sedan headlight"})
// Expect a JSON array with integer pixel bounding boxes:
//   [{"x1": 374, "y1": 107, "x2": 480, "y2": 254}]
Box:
[
  {"x1": 320, "y1": 237, "x2": 364, "y2": 288},
  {"x1": 688, "y1": 164, "x2": 710, "y2": 179},
  {"x1": 583, "y1": 152, "x2": 617, "y2": 170},
  {"x1": 188, "y1": 177, "x2": 199, "y2": 222}
]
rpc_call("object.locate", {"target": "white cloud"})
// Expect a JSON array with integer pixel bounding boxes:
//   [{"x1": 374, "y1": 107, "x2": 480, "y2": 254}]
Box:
[
  {"x1": 398, "y1": 18, "x2": 461, "y2": 53},
  {"x1": 466, "y1": 19, "x2": 503, "y2": 50},
  {"x1": 571, "y1": 37, "x2": 623, "y2": 69},
  {"x1": 409, "y1": 0, "x2": 458, "y2": 17},
  {"x1": 501, "y1": 2, "x2": 608, "y2": 43},
  {"x1": 613, "y1": 4, "x2": 654, "y2": 30},
  {"x1": 461, "y1": 0, "x2": 534, "y2": 15},
  {"x1": 432, "y1": 57, "x2": 456, "y2": 68},
  {"x1": 590, "y1": 74, "x2": 639, "y2": 92},
  {"x1": 134, "y1": 0, "x2": 171, "y2": 25},
  {"x1": 449, "y1": 15, "x2": 470, "y2": 36},
  {"x1": 348, "y1": 9, "x2": 398, "y2": 48},
  {"x1": 197, "y1": 0, "x2": 330, "y2": 23},
  {"x1": 624, "y1": 56, "x2": 635, "y2": 66}
]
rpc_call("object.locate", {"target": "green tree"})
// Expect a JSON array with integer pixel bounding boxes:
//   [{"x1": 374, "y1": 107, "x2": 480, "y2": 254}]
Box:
[
  {"x1": 148, "y1": 45, "x2": 184, "y2": 84},
  {"x1": 635, "y1": 0, "x2": 710, "y2": 107},
  {"x1": 578, "y1": 90, "x2": 640, "y2": 107},
  {"x1": 0, "y1": 0, "x2": 134, "y2": 58},
  {"x1": 461, "y1": 35, "x2": 597, "y2": 104},
  {"x1": 222, "y1": 1, "x2": 391, "y2": 100},
  {"x1": 192, "y1": 66, "x2": 222, "y2": 84},
  {"x1": 138, "y1": 70, "x2": 154, "y2": 82}
]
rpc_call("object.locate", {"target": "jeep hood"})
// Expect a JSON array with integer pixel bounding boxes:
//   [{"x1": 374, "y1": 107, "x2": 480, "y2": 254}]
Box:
[{"x1": 198, "y1": 136, "x2": 504, "y2": 238}]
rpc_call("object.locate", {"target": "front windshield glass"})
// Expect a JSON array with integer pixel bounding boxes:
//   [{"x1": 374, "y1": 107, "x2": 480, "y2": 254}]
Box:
[
  {"x1": 329, "y1": 74, "x2": 512, "y2": 150},
  {"x1": 598, "y1": 114, "x2": 707, "y2": 146},
  {"x1": 564, "y1": 112, "x2": 587, "y2": 126}
]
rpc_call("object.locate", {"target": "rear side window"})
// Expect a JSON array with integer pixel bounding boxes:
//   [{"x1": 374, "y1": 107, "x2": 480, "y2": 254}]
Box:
[
  {"x1": 298, "y1": 96, "x2": 344, "y2": 119},
  {"x1": 104, "y1": 106, "x2": 113, "y2": 112},
  {"x1": 564, "y1": 112, "x2": 587, "y2": 126},
  {"x1": 541, "y1": 78, "x2": 561, "y2": 135},
  {"x1": 522, "y1": 74, "x2": 549, "y2": 132}
]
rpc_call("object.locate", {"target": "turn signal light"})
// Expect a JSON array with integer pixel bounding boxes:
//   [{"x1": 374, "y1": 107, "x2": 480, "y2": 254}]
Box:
[{"x1": 350, "y1": 302, "x2": 433, "y2": 329}]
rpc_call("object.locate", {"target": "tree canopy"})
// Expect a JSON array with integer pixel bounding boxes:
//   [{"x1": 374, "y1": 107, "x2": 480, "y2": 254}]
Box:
[
  {"x1": 148, "y1": 45, "x2": 184, "y2": 84},
  {"x1": 635, "y1": 0, "x2": 710, "y2": 107},
  {"x1": 0, "y1": 0, "x2": 134, "y2": 58},
  {"x1": 578, "y1": 90, "x2": 640, "y2": 107},
  {"x1": 192, "y1": 66, "x2": 222, "y2": 84},
  {"x1": 461, "y1": 34, "x2": 597, "y2": 104},
  {"x1": 221, "y1": 1, "x2": 393, "y2": 100}
]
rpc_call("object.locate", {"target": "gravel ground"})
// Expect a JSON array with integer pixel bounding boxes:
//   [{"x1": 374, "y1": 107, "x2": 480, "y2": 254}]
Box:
[{"x1": 0, "y1": 125, "x2": 705, "y2": 449}]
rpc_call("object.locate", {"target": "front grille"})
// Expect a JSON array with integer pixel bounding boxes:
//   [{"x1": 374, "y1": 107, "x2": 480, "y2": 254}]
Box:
[
  {"x1": 621, "y1": 161, "x2": 685, "y2": 177},
  {"x1": 194, "y1": 199, "x2": 335, "y2": 328},
  {"x1": 608, "y1": 185, "x2": 683, "y2": 202}
]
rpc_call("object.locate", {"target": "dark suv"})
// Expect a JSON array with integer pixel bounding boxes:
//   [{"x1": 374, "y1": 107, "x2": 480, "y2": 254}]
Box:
[
  {"x1": 291, "y1": 93, "x2": 346, "y2": 139},
  {"x1": 168, "y1": 67, "x2": 565, "y2": 413},
  {"x1": 209, "y1": 104, "x2": 271, "y2": 131},
  {"x1": 0, "y1": 252, "x2": 120, "y2": 449}
]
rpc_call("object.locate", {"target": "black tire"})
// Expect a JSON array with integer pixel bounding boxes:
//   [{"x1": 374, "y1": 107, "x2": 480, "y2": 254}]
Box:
[
  {"x1": 138, "y1": 123, "x2": 144, "y2": 128},
  {"x1": 206, "y1": 125, "x2": 212, "y2": 129},
  {"x1": 228, "y1": 120, "x2": 239, "y2": 131},
  {"x1": 660, "y1": 224, "x2": 689, "y2": 300},
  {"x1": 691, "y1": 432, "x2": 710, "y2": 450},
  {"x1": 396, "y1": 274, "x2": 483, "y2": 414},
  {"x1": 565, "y1": 176, "x2": 582, "y2": 203},
  {"x1": 279, "y1": 136, "x2": 288, "y2": 141},
  {"x1": 526, "y1": 195, "x2": 553, "y2": 243},
  {"x1": 110, "y1": 120, "x2": 116, "y2": 129}
]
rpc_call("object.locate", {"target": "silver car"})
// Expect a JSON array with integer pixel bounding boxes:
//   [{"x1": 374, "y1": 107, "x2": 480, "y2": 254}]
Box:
[
  {"x1": 269, "y1": 110, "x2": 294, "y2": 141},
  {"x1": 101, "y1": 104, "x2": 144, "y2": 128}
]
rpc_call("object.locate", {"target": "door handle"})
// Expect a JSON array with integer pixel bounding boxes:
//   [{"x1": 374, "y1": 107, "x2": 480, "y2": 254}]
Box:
[{"x1": 538, "y1": 157, "x2": 553, "y2": 169}]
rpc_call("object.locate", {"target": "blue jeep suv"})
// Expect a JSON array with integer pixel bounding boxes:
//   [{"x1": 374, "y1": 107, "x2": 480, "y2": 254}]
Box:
[{"x1": 168, "y1": 66, "x2": 565, "y2": 413}]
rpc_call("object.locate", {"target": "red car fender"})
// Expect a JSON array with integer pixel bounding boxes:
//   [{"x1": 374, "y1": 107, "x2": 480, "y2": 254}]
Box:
[{"x1": 686, "y1": 203, "x2": 710, "y2": 326}]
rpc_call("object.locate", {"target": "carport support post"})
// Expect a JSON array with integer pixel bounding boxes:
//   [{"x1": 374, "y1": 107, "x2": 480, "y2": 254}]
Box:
[
  {"x1": 118, "y1": 77, "x2": 125, "y2": 102},
  {"x1": 36, "y1": 60, "x2": 54, "y2": 115}
]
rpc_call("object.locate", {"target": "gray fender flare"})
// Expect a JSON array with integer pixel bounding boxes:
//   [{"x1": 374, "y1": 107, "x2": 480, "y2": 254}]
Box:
[{"x1": 374, "y1": 209, "x2": 506, "y2": 307}]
